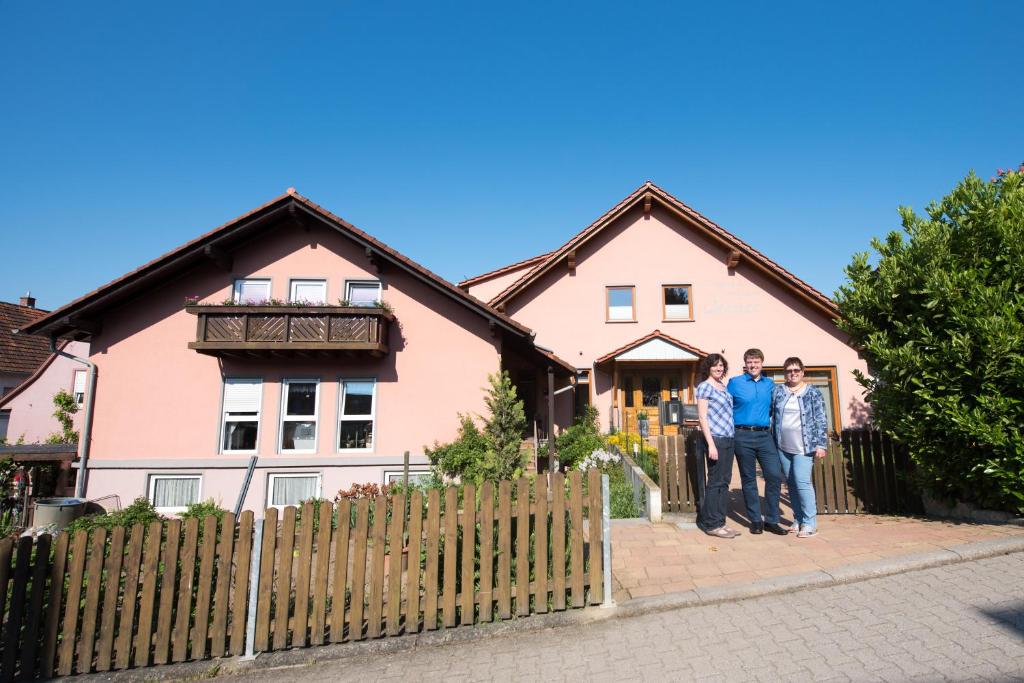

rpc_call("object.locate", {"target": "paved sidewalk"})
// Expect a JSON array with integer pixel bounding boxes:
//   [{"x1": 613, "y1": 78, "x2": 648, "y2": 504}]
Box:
[
  {"x1": 612, "y1": 469, "x2": 1024, "y2": 600},
  {"x1": 217, "y1": 552, "x2": 1024, "y2": 682}
]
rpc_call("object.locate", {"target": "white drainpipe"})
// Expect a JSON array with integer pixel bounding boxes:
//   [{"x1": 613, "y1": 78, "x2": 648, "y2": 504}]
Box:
[{"x1": 50, "y1": 336, "x2": 96, "y2": 499}]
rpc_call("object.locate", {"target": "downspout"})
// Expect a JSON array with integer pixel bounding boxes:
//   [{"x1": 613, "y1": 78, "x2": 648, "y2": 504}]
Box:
[{"x1": 50, "y1": 335, "x2": 96, "y2": 499}]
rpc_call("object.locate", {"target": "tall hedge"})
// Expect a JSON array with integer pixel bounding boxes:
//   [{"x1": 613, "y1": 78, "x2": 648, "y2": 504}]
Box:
[{"x1": 836, "y1": 168, "x2": 1024, "y2": 513}]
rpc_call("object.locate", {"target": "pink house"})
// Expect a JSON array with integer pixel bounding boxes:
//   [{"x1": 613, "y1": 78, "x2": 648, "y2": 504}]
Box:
[
  {"x1": 19, "y1": 190, "x2": 572, "y2": 513},
  {"x1": 18, "y1": 182, "x2": 867, "y2": 513},
  {"x1": 462, "y1": 182, "x2": 869, "y2": 436}
]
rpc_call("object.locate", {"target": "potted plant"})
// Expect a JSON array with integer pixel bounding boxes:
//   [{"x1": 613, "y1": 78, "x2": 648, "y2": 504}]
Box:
[{"x1": 636, "y1": 410, "x2": 650, "y2": 438}]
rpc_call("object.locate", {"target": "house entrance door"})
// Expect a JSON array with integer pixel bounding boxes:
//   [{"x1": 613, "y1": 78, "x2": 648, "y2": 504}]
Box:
[{"x1": 619, "y1": 366, "x2": 693, "y2": 436}]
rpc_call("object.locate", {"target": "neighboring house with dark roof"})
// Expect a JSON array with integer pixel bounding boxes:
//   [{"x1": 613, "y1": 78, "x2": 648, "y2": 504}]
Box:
[
  {"x1": 461, "y1": 181, "x2": 868, "y2": 435},
  {"x1": 19, "y1": 190, "x2": 572, "y2": 513},
  {"x1": 0, "y1": 296, "x2": 50, "y2": 396},
  {"x1": 0, "y1": 296, "x2": 91, "y2": 443}
]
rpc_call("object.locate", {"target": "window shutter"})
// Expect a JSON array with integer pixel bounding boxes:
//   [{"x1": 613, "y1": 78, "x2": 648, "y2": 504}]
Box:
[
  {"x1": 73, "y1": 370, "x2": 87, "y2": 395},
  {"x1": 224, "y1": 379, "x2": 262, "y2": 412}
]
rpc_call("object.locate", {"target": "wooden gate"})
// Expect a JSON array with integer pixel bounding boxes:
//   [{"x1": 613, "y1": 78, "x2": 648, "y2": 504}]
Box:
[{"x1": 654, "y1": 429, "x2": 919, "y2": 516}]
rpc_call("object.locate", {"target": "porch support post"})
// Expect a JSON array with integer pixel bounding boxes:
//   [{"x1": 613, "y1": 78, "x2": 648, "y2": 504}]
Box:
[{"x1": 547, "y1": 366, "x2": 557, "y2": 471}]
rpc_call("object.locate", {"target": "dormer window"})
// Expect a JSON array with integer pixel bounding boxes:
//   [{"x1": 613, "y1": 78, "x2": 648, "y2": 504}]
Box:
[{"x1": 233, "y1": 278, "x2": 271, "y2": 304}]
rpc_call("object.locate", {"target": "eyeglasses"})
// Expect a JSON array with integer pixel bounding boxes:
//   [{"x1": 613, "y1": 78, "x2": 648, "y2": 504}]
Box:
[{"x1": 785, "y1": 368, "x2": 803, "y2": 374}]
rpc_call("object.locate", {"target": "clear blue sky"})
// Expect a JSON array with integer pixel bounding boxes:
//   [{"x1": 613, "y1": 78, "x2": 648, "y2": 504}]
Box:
[{"x1": 2, "y1": 2, "x2": 1020, "y2": 311}]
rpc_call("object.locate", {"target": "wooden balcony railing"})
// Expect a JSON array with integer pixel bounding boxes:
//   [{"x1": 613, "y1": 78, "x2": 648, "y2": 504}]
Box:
[{"x1": 186, "y1": 305, "x2": 392, "y2": 358}]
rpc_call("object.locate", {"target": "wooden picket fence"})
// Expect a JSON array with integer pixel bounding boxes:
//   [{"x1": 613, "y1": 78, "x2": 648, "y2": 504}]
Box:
[
  {"x1": 0, "y1": 471, "x2": 606, "y2": 680},
  {"x1": 654, "y1": 429, "x2": 919, "y2": 515}
]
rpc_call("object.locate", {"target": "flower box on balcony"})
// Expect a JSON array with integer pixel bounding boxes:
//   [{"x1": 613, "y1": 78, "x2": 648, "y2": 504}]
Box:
[{"x1": 186, "y1": 305, "x2": 393, "y2": 358}]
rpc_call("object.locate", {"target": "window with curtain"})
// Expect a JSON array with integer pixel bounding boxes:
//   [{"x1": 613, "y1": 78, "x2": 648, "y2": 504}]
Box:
[
  {"x1": 606, "y1": 286, "x2": 635, "y2": 321},
  {"x1": 662, "y1": 284, "x2": 693, "y2": 320},
  {"x1": 339, "y1": 379, "x2": 375, "y2": 450},
  {"x1": 149, "y1": 475, "x2": 201, "y2": 512},
  {"x1": 280, "y1": 380, "x2": 319, "y2": 452},
  {"x1": 233, "y1": 278, "x2": 271, "y2": 304},
  {"x1": 222, "y1": 378, "x2": 262, "y2": 453},
  {"x1": 268, "y1": 473, "x2": 321, "y2": 508},
  {"x1": 289, "y1": 279, "x2": 327, "y2": 304},
  {"x1": 346, "y1": 281, "x2": 381, "y2": 306}
]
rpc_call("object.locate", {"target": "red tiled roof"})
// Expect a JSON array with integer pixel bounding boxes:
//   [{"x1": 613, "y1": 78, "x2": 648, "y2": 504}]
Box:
[
  {"x1": 0, "y1": 302, "x2": 50, "y2": 374},
  {"x1": 594, "y1": 329, "x2": 711, "y2": 366},
  {"x1": 18, "y1": 191, "x2": 577, "y2": 373},
  {"x1": 489, "y1": 182, "x2": 839, "y2": 319},
  {"x1": 458, "y1": 250, "x2": 554, "y2": 288}
]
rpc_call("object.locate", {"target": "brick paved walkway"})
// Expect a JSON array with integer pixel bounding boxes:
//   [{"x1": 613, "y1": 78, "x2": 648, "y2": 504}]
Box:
[
  {"x1": 611, "y1": 467, "x2": 1024, "y2": 601},
  {"x1": 221, "y1": 553, "x2": 1024, "y2": 682}
]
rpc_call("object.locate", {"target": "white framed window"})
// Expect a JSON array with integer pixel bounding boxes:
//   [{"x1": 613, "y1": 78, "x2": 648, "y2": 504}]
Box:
[
  {"x1": 221, "y1": 378, "x2": 262, "y2": 453},
  {"x1": 267, "y1": 472, "x2": 322, "y2": 509},
  {"x1": 73, "y1": 370, "x2": 87, "y2": 404},
  {"x1": 279, "y1": 379, "x2": 319, "y2": 453},
  {"x1": 606, "y1": 286, "x2": 636, "y2": 322},
  {"x1": 148, "y1": 474, "x2": 201, "y2": 513},
  {"x1": 383, "y1": 469, "x2": 432, "y2": 486},
  {"x1": 345, "y1": 280, "x2": 382, "y2": 307},
  {"x1": 338, "y1": 378, "x2": 376, "y2": 451},
  {"x1": 233, "y1": 278, "x2": 271, "y2": 304},
  {"x1": 289, "y1": 279, "x2": 327, "y2": 304}
]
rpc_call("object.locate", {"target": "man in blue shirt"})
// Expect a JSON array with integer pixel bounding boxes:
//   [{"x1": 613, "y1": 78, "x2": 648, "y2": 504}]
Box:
[{"x1": 727, "y1": 348, "x2": 786, "y2": 535}]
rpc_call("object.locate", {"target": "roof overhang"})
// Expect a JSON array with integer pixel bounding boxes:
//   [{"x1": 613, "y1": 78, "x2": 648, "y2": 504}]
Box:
[{"x1": 489, "y1": 182, "x2": 840, "y2": 321}]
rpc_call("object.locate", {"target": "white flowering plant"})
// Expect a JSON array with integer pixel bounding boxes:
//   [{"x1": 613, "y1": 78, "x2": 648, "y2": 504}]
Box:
[{"x1": 577, "y1": 448, "x2": 621, "y2": 472}]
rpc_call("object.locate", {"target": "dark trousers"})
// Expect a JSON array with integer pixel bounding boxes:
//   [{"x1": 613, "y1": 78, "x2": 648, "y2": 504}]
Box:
[
  {"x1": 734, "y1": 429, "x2": 783, "y2": 525},
  {"x1": 697, "y1": 436, "x2": 735, "y2": 532}
]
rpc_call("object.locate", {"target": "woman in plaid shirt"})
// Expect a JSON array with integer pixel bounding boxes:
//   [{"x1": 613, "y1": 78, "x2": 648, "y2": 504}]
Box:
[{"x1": 696, "y1": 353, "x2": 739, "y2": 538}]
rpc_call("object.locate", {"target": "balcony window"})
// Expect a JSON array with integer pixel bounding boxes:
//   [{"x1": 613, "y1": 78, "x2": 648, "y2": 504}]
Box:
[
  {"x1": 280, "y1": 380, "x2": 319, "y2": 453},
  {"x1": 339, "y1": 379, "x2": 375, "y2": 451},
  {"x1": 234, "y1": 278, "x2": 271, "y2": 304},
  {"x1": 346, "y1": 281, "x2": 382, "y2": 307},
  {"x1": 221, "y1": 378, "x2": 262, "y2": 453},
  {"x1": 289, "y1": 279, "x2": 327, "y2": 304}
]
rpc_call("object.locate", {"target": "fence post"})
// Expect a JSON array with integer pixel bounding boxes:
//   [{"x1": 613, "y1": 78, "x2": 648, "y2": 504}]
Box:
[
  {"x1": 242, "y1": 518, "x2": 263, "y2": 660},
  {"x1": 601, "y1": 473, "x2": 614, "y2": 608}
]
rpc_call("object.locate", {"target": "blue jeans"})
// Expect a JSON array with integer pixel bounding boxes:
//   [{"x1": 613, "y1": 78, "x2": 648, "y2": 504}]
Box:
[
  {"x1": 734, "y1": 430, "x2": 782, "y2": 525},
  {"x1": 779, "y1": 450, "x2": 817, "y2": 530}
]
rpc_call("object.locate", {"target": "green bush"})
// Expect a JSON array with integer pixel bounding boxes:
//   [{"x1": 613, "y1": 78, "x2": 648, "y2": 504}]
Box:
[
  {"x1": 554, "y1": 406, "x2": 604, "y2": 471},
  {"x1": 608, "y1": 466, "x2": 641, "y2": 519},
  {"x1": 66, "y1": 496, "x2": 165, "y2": 534},
  {"x1": 179, "y1": 498, "x2": 227, "y2": 521},
  {"x1": 426, "y1": 371, "x2": 527, "y2": 483},
  {"x1": 837, "y1": 168, "x2": 1024, "y2": 513}
]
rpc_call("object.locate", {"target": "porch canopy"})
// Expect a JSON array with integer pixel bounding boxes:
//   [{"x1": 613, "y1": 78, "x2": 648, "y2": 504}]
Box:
[{"x1": 596, "y1": 330, "x2": 710, "y2": 435}]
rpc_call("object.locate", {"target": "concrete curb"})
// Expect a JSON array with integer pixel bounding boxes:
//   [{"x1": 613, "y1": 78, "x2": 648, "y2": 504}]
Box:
[{"x1": 58, "y1": 535, "x2": 1024, "y2": 683}]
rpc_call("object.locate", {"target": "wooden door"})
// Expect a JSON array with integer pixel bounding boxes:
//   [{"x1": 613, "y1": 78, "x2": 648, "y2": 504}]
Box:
[{"x1": 620, "y1": 368, "x2": 692, "y2": 436}]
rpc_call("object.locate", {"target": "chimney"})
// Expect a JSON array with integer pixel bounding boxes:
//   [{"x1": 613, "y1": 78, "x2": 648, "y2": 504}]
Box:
[{"x1": 20, "y1": 291, "x2": 35, "y2": 308}]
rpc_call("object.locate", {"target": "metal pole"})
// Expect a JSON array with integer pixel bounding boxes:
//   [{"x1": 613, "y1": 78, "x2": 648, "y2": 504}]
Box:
[
  {"x1": 601, "y1": 473, "x2": 614, "y2": 608},
  {"x1": 547, "y1": 367, "x2": 557, "y2": 471},
  {"x1": 242, "y1": 518, "x2": 264, "y2": 660},
  {"x1": 403, "y1": 451, "x2": 410, "y2": 489}
]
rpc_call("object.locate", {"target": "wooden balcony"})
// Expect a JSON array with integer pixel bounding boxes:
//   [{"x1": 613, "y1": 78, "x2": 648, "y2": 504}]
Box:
[{"x1": 186, "y1": 305, "x2": 392, "y2": 358}]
